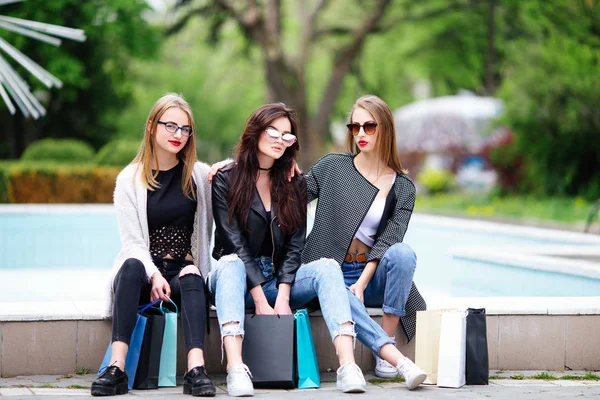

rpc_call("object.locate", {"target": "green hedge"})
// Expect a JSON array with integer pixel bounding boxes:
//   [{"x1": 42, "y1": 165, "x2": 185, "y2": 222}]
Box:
[
  {"x1": 0, "y1": 161, "x2": 119, "y2": 203},
  {"x1": 21, "y1": 139, "x2": 96, "y2": 164},
  {"x1": 96, "y1": 140, "x2": 140, "y2": 166}
]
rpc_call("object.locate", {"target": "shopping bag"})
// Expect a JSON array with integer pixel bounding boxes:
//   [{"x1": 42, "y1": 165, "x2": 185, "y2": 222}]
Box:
[
  {"x1": 133, "y1": 306, "x2": 166, "y2": 389},
  {"x1": 415, "y1": 310, "x2": 444, "y2": 384},
  {"x1": 158, "y1": 297, "x2": 178, "y2": 387},
  {"x1": 242, "y1": 314, "x2": 297, "y2": 389},
  {"x1": 465, "y1": 308, "x2": 489, "y2": 385},
  {"x1": 437, "y1": 309, "x2": 467, "y2": 388},
  {"x1": 99, "y1": 299, "x2": 158, "y2": 390},
  {"x1": 294, "y1": 309, "x2": 320, "y2": 389}
]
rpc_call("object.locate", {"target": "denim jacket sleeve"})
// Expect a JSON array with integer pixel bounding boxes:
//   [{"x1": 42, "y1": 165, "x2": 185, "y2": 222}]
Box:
[
  {"x1": 368, "y1": 175, "x2": 415, "y2": 263},
  {"x1": 211, "y1": 169, "x2": 266, "y2": 289}
]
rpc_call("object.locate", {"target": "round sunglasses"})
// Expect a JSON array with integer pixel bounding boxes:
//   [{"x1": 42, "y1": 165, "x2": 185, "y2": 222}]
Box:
[
  {"x1": 347, "y1": 122, "x2": 378, "y2": 136},
  {"x1": 265, "y1": 128, "x2": 297, "y2": 147}
]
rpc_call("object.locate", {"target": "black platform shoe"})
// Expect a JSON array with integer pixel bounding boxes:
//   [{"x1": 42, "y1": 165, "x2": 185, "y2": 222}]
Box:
[
  {"x1": 91, "y1": 365, "x2": 128, "y2": 396},
  {"x1": 183, "y1": 366, "x2": 217, "y2": 397}
]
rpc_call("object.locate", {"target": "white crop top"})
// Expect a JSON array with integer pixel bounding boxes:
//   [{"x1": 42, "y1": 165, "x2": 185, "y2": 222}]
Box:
[{"x1": 354, "y1": 173, "x2": 396, "y2": 247}]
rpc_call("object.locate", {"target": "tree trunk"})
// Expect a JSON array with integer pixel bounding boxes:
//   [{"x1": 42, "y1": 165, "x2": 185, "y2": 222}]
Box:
[{"x1": 485, "y1": 0, "x2": 496, "y2": 95}]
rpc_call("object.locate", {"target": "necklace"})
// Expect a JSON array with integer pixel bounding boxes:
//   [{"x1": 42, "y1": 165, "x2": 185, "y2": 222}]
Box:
[{"x1": 258, "y1": 166, "x2": 271, "y2": 171}]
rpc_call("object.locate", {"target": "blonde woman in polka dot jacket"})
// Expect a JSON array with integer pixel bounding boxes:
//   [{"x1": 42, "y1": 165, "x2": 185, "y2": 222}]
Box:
[{"x1": 300, "y1": 95, "x2": 427, "y2": 389}]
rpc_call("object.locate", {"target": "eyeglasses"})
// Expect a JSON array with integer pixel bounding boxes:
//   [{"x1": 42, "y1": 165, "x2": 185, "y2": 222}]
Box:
[
  {"x1": 347, "y1": 122, "x2": 378, "y2": 136},
  {"x1": 265, "y1": 128, "x2": 297, "y2": 147},
  {"x1": 158, "y1": 121, "x2": 193, "y2": 137}
]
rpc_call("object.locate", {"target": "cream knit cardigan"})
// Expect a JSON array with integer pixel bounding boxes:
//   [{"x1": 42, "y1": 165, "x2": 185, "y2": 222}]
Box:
[{"x1": 103, "y1": 161, "x2": 213, "y2": 318}]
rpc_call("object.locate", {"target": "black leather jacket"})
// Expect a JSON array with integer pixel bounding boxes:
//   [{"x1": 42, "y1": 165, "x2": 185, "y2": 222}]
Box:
[{"x1": 211, "y1": 164, "x2": 307, "y2": 289}]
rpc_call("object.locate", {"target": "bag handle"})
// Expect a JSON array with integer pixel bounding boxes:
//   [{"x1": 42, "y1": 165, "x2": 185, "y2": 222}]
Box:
[
  {"x1": 294, "y1": 309, "x2": 308, "y2": 319},
  {"x1": 137, "y1": 298, "x2": 161, "y2": 314},
  {"x1": 159, "y1": 295, "x2": 178, "y2": 314}
]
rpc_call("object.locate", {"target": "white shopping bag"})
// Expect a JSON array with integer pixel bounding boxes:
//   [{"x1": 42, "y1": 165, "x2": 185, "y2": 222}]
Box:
[
  {"x1": 415, "y1": 310, "x2": 444, "y2": 384},
  {"x1": 437, "y1": 309, "x2": 467, "y2": 388}
]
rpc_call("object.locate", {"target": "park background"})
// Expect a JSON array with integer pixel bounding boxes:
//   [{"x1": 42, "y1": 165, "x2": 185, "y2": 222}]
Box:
[{"x1": 0, "y1": 0, "x2": 599, "y2": 231}]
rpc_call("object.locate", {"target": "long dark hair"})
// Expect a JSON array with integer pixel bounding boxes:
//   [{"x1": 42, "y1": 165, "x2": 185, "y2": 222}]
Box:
[{"x1": 228, "y1": 103, "x2": 306, "y2": 235}]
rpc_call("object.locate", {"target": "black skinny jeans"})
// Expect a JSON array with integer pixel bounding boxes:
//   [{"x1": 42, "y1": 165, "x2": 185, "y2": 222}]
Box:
[{"x1": 112, "y1": 258, "x2": 207, "y2": 352}]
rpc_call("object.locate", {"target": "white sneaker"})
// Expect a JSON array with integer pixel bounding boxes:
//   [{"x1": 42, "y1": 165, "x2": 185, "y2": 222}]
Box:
[
  {"x1": 336, "y1": 362, "x2": 367, "y2": 393},
  {"x1": 226, "y1": 364, "x2": 254, "y2": 397},
  {"x1": 396, "y1": 357, "x2": 427, "y2": 390},
  {"x1": 374, "y1": 356, "x2": 400, "y2": 378}
]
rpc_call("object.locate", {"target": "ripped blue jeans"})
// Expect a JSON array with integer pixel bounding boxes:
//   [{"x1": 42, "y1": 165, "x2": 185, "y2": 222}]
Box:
[{"x1": 208, "y1": 255, "x2": 355, "y2": 342}]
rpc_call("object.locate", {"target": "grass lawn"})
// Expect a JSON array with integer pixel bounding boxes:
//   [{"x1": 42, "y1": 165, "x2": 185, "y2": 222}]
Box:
[{"x1": 415, "y1": 193, "x2": 597, "y2": 231}]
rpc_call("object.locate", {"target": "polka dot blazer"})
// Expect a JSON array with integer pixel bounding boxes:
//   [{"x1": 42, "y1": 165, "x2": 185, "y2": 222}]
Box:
[{"x1": 301, "y1": 153, "x2": 426, "y2": 341}]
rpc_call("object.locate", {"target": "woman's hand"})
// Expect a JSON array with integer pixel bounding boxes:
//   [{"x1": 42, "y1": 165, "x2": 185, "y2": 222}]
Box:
[
  {"x1": 150, "y1": 272, "x2": 171, "y2": 302},
  {"x1": 255, "y1": 301, "x2": 276, "y2": 315},
  {"x1": 250, "y1": 285, "x2": 275, "y2": 315},
  {"x1": 273, "y1": 283, "x2": 292, "y2": 315},
  {"x1": 349, "y1": 282, "x2": 366, "y2": 303},
  {"x1": 207, "y1": 159, "x2": 233, "y2": 183},
  {"x1": 286, "y1": 160, "x2": 303, "y2": 182}
]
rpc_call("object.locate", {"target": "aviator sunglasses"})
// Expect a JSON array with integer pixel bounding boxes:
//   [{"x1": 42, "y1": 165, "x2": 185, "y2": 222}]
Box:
[
  {"x1": 265, "y1": 128, "x2": 297, "y2": 147},
  {"x1": 347, "y1": 122, "x2": 378, "y2": 136}
]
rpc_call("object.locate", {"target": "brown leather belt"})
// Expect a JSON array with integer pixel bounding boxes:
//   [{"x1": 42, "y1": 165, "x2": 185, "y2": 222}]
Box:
[{"x1": 345, "y1": 252, "x2": 368, "y2": 263}]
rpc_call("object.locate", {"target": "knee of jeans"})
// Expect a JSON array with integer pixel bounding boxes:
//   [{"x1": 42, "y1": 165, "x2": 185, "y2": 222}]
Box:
[
  {"x1": 179, "y1": 264, "x2": 201, "y2": 278},
  {"x1": 179, "y1": 271, "x2": 204, "y2": 289},
  {"x1": 316, "y1": 258, "x2": 342, "y2": 277},
  {"x1": 387, "y1": 243, "x2": 417, "y2": 267},
  {"x1": 120, "y1": 258, "x2": 146, "y2": 279},
  {"x1": 217, "y1": 255, "x2": 245, "y2": 276},
  {"x1": 221, "y1": 321, "x2": 244, "y2": 338}
]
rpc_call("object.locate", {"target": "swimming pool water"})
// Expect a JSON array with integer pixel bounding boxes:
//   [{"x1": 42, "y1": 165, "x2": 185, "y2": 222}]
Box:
[{"x1": 1, "y1": 206, "x2": 600, "y2": 301}]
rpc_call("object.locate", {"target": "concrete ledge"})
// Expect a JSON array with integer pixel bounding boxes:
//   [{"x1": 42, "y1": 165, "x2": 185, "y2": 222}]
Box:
[{"x1": 2, "y1": 304, "x2": 600, "y2": 377}]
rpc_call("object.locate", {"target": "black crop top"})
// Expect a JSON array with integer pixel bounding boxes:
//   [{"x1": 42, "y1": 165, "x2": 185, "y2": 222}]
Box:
[{"x1": 147, "y1": 162, "x2": 196, "y2": 261}]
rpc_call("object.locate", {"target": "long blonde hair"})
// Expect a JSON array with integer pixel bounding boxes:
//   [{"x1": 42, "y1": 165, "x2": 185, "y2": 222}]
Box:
[
  {"x1": 132, "y1": 93, "x2": 197, "y2": 199},
  {"x1": 346, "y1": 95, "x2": 406, "y2": 174}
]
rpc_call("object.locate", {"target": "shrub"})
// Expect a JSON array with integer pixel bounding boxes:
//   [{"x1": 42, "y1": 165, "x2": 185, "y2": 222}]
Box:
[
  {"x1": 4, "y1": 163, "x2": 119, "y2": 203},
  {"x1": 21, "y1": 139, "x2": 96, "y2": 164},
  {"x1": 417, "y1": 168, "x2": 455, "y2": 194},
  {"x1": 96, "y1": 140, "x2": 140, "y2": 167}
]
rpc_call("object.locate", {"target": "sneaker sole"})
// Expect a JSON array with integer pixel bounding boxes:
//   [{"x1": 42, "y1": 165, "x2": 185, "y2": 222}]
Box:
[
  {"x1": 227, "y1": 387, "x2": 255, "y2": 397},
  {"x1": 406, "y1": 372, "x2": 427, "y2": 390},
  {"x1": 374, "y1": 368, "x2": 400, "y2": 379},
  {"x1": 337, "y1": 383, "x2": 366, "y2": 393},
  {"x1": 91, "y1": 382, "x2": 128, "y2": 396},
  {"x1": 183, "y1": 382, "x2": 217, "y2": 397}
]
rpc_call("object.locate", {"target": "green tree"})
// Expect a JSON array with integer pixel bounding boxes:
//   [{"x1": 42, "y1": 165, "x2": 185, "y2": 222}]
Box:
[
  {"x1": 0, "y1": 0, "x2": 159, "y2": 158},
  {"x1": 169, "y1": 0, "x2": 485, "y2": 167}
]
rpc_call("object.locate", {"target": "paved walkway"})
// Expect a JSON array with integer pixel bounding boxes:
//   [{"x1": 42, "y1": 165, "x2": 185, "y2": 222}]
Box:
[{"x1": 1, "y1": 372, "x2": 599, "y2": 399}]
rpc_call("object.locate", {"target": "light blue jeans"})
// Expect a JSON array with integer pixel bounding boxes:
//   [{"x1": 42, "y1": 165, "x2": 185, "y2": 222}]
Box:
[
  {"x1": 208, "y1": 254, "x2": 355, "y2": 342},
  {"x1": 341, "y1": 242, "x2": 417, "y2": 356}
]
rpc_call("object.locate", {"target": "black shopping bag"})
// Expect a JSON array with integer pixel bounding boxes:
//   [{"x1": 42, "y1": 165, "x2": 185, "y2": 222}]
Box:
[
  {"x1": 242, "y1": 314, "x2": 297, "y2": 389},
  {"x1": 465, "y1": 308, "x2": 489, "y2": 385},
  {"x1": 133, "y1": 307, "x2": 165, "y2": 389}
]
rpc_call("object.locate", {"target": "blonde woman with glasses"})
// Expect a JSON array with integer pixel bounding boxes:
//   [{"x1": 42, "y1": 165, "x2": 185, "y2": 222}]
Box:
[{"x1": 92, "y1": 93, "x2": 215, "y2": 397}]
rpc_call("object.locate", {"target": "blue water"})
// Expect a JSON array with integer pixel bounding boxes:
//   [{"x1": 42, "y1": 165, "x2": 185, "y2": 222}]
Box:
[{"x1": 1, "y1": 210, "x2": 600, "y2": 297}]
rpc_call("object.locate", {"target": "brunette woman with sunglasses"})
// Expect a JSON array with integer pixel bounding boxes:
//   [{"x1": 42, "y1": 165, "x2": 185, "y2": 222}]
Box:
[
  {"x1": 210, "y1": 103, "x2": 368, "y2": 396},
  {"x1": 301, "y1": 95, "x2": 427, "y2": 389},
  {"x1": 92, "y1": 93, "x2": 215, "y2": 397}
]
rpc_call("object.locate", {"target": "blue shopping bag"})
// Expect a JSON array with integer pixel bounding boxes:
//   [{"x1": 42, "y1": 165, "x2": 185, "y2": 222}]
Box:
[
  {"x1": 158, "y1": 296, "x2": 178, "y2": 387},
  {"x1": 295, "y1": 309, "x2": 320, "y2": 389},
  {"x1": 99, "y1": 299, "x2": 159, "y2": 390}
]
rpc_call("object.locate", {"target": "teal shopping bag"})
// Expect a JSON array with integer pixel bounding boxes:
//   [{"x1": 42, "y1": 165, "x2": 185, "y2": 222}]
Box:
[
  {"x1": 158, "y1": 296, "x2": 178, "y2": 387},
  {"x1": 295, "y1": 309, "x2": 320, "y2": 389},
  {"x1": 99, "y1": 299, "x2": 159, "y2": 390}
]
